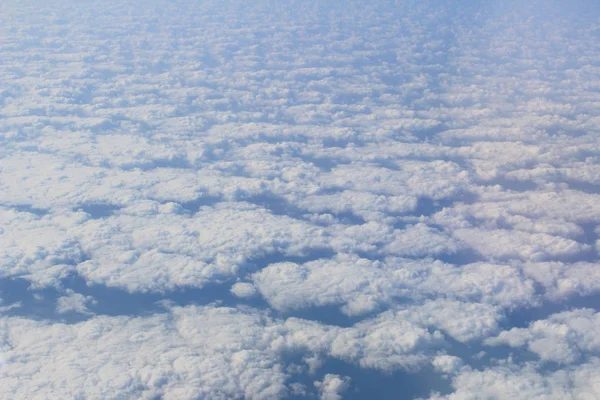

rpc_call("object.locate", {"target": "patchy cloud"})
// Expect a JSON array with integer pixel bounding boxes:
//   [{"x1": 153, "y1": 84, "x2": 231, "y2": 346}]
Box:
[
  {"x1": 1, "y1": 0, "x2": 600, "y2": 398},
  {"x1": 56, "y1": 290, "x2": 96, "y2": 315},
  {"x1": 315, "y1": 374, "x2": 351, "y2": 400}
]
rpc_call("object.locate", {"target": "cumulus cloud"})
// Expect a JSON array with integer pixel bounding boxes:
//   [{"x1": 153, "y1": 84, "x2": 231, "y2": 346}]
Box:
[
  {"x1": 430, "y1": 358, "x2": 600, "y2": 400},
  {"x1": 73, "y1": 202, "x2": 329, "y2": 292},
  {"x1": 0, "y1": 304, "x2": 445, "y2": 398},
  {"x1": 453, "y1": 228, "x2": 590, "y2": 262},
  {"x1": 432, "y1": 355, "x2": 465, "y2": 375},
  {"x1": 253, "y1": 254, "x2": 535, "y2": 319},
  {"x1": 56, "y1": 290, "x2": 96, "y2": 315},
  {"x1": 315, "y1": 374, "x2": 351, "y2": 400},
  {"x1": 521, "y1": 261, "x2": 600, "y2": 300},
  {"x1": 0, "y1": 306, "x2": 291, "y2": 399},
  {"x1": 485, "y1": 309, "x2": 600, "y2": 364},
  {"x1": 230, "y1": 282, "x2": 257, "y2": 298}
]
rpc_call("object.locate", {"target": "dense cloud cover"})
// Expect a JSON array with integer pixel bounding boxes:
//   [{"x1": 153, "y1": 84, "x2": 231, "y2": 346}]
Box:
[{"x1": 1, "y1": 0, "x2": 600, "y2": 398}]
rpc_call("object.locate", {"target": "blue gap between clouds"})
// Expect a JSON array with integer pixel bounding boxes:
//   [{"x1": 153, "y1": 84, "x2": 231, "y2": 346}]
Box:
[
  {"x1": 289, "y1": 359, "x2": 454, "y2": 400},
  {"x1": 3, "y1": 204, "x2": 50, "y2": 216},
  {"x1": 77, "y1": 203, "x2": 122, "y2": 218}
]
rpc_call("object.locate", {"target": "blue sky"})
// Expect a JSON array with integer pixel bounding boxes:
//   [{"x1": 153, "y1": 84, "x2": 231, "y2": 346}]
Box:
[{"x1": 1, "y1": 1, "x2": 600, "y2": 399}]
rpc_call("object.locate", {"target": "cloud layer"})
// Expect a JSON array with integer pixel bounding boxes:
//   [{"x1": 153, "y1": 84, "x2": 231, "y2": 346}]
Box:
[{"x1": 1, "y1": 0, "x2": 600, "y2": 398}]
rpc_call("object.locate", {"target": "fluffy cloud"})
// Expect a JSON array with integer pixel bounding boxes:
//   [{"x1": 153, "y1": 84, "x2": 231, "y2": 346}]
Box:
[
  {"x1": 432, "y1": 355, "x2": 465, "y2": 375},
  {"x1": 317, "y1": 161, "x2": 470, "y2": 200},
  {"x1": 253, "y1": 255, "x2": 535, "y2": 318},
  {"x1": 430, "y1": 358, "x2": 600, "y2": 400},
  {"x1": 315, "y1": 374, "x2": 351, "y2": 400},
  {"x1": 230, "y1": 282, "x2": 257, "y2": 298},
  {"x1": 0, "y1": 207, "x2": 85, "y2": 286},
  {"x1": 0, "y1": 306, "x2": 291, "y2": 399},
  {"x1": 72, "y1": 202, "x2": 329, "y2": 292},
  {"x1": 521, "y1": 261, "x2": 600, "y2": 299},
  {"x1": 0, "y1": 305, "x2": 445, "y2": 398},
  {"x1": 485, "y1": 309, "x2": 600, "y2": 364},
  {"x1": 56, "y1": 290, "x2": 96, "y2": 315},
  {"x1": 453, "y1": 228, "x2": 589, "y2": 262}
]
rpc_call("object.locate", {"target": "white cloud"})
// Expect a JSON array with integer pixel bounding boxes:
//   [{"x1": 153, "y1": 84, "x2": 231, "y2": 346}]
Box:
[
  {"x1": 430, "y1": 358, "x2": 600, "y2": 400},
  {"x1": 0, "y1": 306, "x2": 291, "y2": 399},
  {"x1": 0, "y1": 207, "x2": 84, "y2": 286},
  {"x1": 485, "y1": 309, "x2": 600, "y2": 364},
  {"x1": 0, "y1": 300, "x2": 21, "y2": 313},
  {"x1": 521, "y1": 261, "x2": 600, "y2": 299},
  {"x1": 453, "y1": 228, "x2": 589, "y2": 262},
  {"x1": 318, "y1": 161, "x2": 470, "y2": 200},
  {"x1": 230, "y1": 282, "x2": 257, "y2": 298},
  {"x1": 432, "y1": 355, "x2": 464, "y2": 375},
  {"x1": 56, "y1": 290, "x2": 96, "y2": 315},
  {"x1": 401, "y1": 300, "x2": 502, "y2": 343},
  {"x1": 315, "y1": 374, "x2": 351, "y2": 400},
  {"x1": 0, "y1": 304, "x2": 445, "y2": 398},
  {"x1": 73, "y1": 202, "x2": 329, "y2": 292},
  {"x1": 298, "y1": 189, "x2": 417, "y2": 222},
  {"x1": 384, "y1": 223, "x2": 466, "y2": 258},
  {"x1": 253, "y1": 255, "x2": 535, "y2": 319}
]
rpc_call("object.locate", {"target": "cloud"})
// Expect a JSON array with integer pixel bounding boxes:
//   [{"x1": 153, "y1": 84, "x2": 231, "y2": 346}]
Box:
[
  {"x1": 56, "y1": 290, "x2": 96, "y2": 315},
  {"x1": 0, "y1": 300, "x2": 21, "y2": 313},
  {"x1": 0, "y1": 306, "x2": 291, "y2": 399},
  {"x1": 485, "y1": 308, "x2": 600, "y2": 364},
  {"x1": 253, "y1": 254, "x2": 535, "y2": 319},
  {"x1": 298, "y1": 189, "x2": 417, "y2": 223},
  {"x1": 453, "y1": 228, "x2": 590, "y2": 262},
  {"x1": 0, "y1": 304, "x2": 444, "y2": 398},
  {"x1": 432, "y1": 355, "x2": 465, "y2": 375},
  {"x1": 430, "y1": 358, "x2": 600, "y2": 400},
  {"x1": 281, "y1": 311, "x2": 446, "y2": 372},
  {"x1": 230, "y1": 282, "x2": 257, "y2": 298},
  {"x1": 2, "y1": 0, "x2": 600, "y2": 398},
  {"x1": 0, "y1": 207, "x2": 85, "y2": 286},
  {"x1": 73, "y1": 202, "x2": 329, "y2": 292},
  {"x1": 315, "y1": 374, "x2": 351, "y2": 400},
  {"x1": 521, "y1": 261, "x2": 600, "y2": 300},
  {"x1": 317, "y1": 161, "x2": 470, "y2": 200}
]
